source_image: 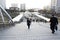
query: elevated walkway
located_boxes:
[0,22,60,40]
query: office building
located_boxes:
[51,0,60,13]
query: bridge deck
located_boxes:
[0,22,60,40]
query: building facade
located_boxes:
[0,0,6,8]
[51,0,60,13]
[20,4,26,11]
[9,3,19,10]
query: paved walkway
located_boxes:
[0,22,60,40]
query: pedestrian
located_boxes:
[49,14,58,34]
[27,17,31,29]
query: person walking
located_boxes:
[27,18,31,29]
[50,15,58,34]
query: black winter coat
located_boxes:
[50,17,58,26]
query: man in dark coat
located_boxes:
[50,15,58,34]
[27,18,31,29]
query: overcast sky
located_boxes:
[6,0,51,9]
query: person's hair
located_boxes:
[52,14,54,17]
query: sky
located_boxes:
[6,0,51,9]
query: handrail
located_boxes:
[33,13,50,22]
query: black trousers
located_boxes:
[27,23,31,29]
[50,26,55,32]
[50,24,58,32]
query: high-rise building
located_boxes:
[9,3,19,10]
[11,3,18,7]
[51,0,60,13]
[20,4,26,11]
[0,0,6,8]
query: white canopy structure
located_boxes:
[32,12,50,22]
[24,11,50,22]
[24,11,32,18]
[0,5,24,24]
[0,5,50,25]
[33,14,50,22]
[12,14,23,22]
